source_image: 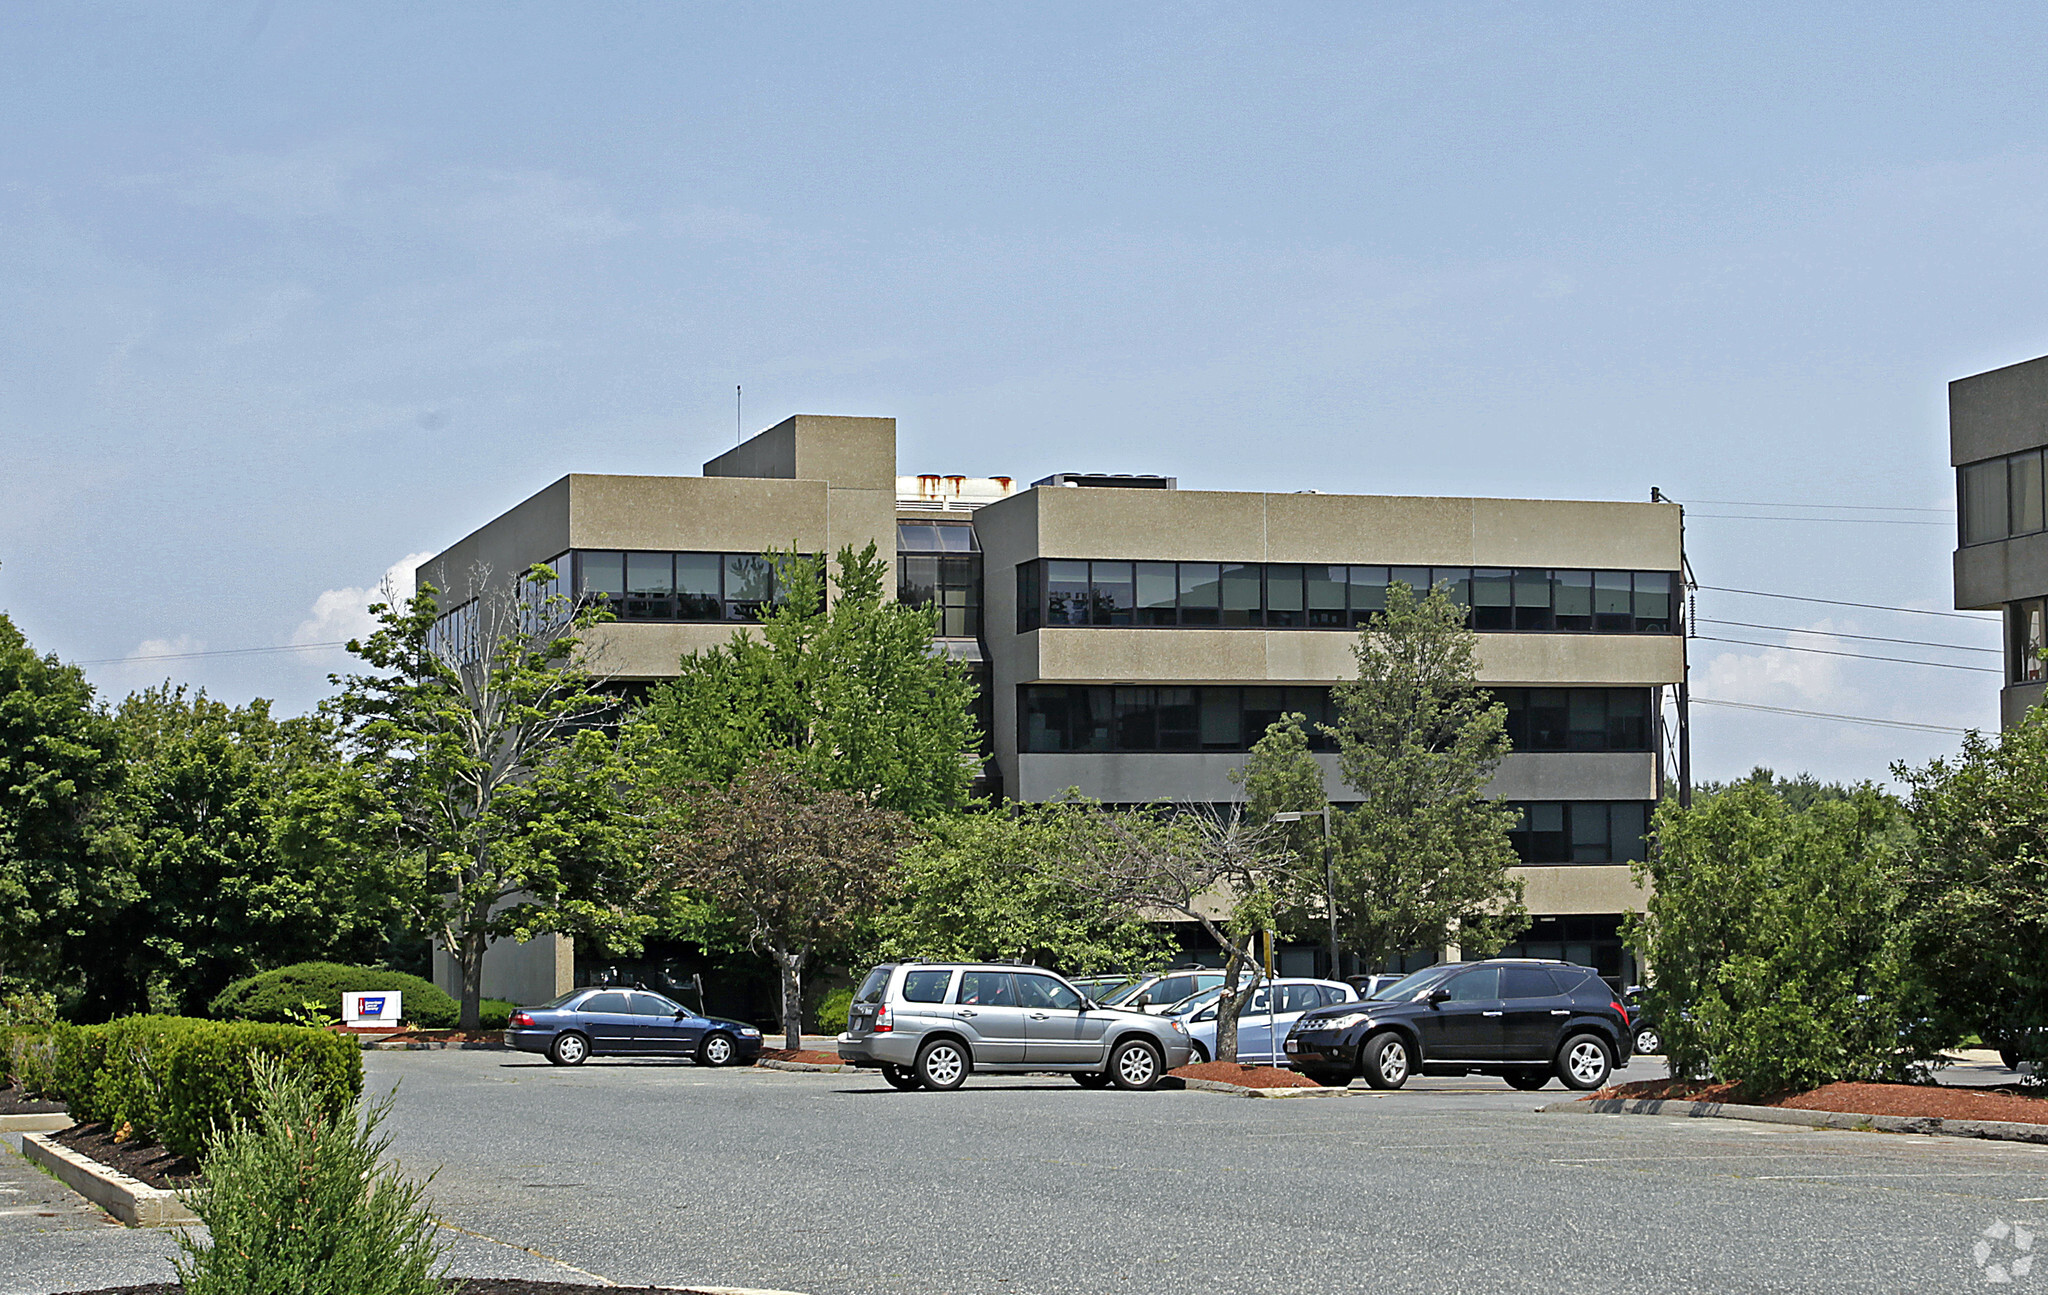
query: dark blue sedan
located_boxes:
[508,988,765,1067]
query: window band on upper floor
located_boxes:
[1960,448,2048,546]
[1014,560,1680,634]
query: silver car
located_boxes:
[1171,978,1358,1065]
[836,962,1195,1091]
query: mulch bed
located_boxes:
[50,1122,199,1190]
[1594,1077,2048,1125]
[757,1047,843,1064]
[0,1085,68,1116]
[355,1029,506,1044]
[1169,1061,1319,1089]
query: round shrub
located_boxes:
[210,963,459,1030]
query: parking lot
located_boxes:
[8,1049,2047,1294]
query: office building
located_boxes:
[1952,354,2048,727]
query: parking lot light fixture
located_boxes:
[1271,809,1338,976]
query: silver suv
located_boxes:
[837,962,1195,1091]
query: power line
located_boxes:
[76,641,351,666]
[1698,584,1997,621]
[1696,618,2001,655]
[1691,696,1972,735]
[1686,499,1953,514]
[1692,634,2001,674]
[1687,513,1951,526]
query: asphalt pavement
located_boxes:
[7,1049,2047,1294]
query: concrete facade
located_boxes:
[1951,354,2048,727]
[416,413,1684,991]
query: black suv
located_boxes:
[1283,959,1631,1091]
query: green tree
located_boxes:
[879,800,1175,973]
[336,563,649,1033]
[1895,708,2048,1066]
[0,612,127,1014]
[1629,781,1917,1094]
[642,544,979,818]
[1696,766,1858,812]
[1233,712,1336,966]
[648,757,911,1050]
[1324,580,1524,967]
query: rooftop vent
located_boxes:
[1031,473,1177,490]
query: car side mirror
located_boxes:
[1428,987,1452,1006]
[675,1009,687,1018]
[1133,993,1150,1008]
[1195,1009,1216,1023]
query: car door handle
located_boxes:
[1029,1012,1050,1020]
[1482,1011,1504,1017]
[1550,1010,1570,1016]
[957,1009,978,1018]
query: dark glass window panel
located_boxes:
[1592,571,1633,631]
[1570,803,1610,862]
[1241,687,1284,743]
[2014,598,2048,684]
[895,523,942,552]
[1155,688,1200,750]
[1962,459,2009,544]
[1091,561,1134,626]
[1553,571,1592,629]
[936,523,979,551]
[1498,687,1528,748]
[725,554,774,602]
[1528,689,1568,750]
[1046,560,1091,626]
[1512,568,1553,630]
[1610,803,1649,862]
[2013,451,2046,536]
[1511,802,1569,863]
[623,552,674,619]
[1179,563,1222,625]
[1135,562,1179,625]
[1566,690,1606,751]
[1431,568,1472,608]
[1265,564,1305,627]
[1017,562,1043,632]
[1306,565,1347,626]
[673,554,721,618]
[1607,690,1650,750]
[1471,568,1512,630]
[1077,686,1114,751]
[898,555,938,607]
[1632,572,1674,632]
[1220,564,1261,627]
[1114,687,1156,751]
[1199,688,1242,749]
[1022,685,1064,752]
[1349,566,1388,624]
[1389,567,1430,599]
[582,551,625,600]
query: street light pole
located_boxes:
[1273,809,1338,979]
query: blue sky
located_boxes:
[3,1,2040,784]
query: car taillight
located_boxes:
[873,1004,892,1033]
[1611,1001,1627,1021]
[510,1012,533,1028]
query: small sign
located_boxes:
[343,991,403,1026]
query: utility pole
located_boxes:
[1273,808,1338,977]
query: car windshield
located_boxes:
[1099,979,1151,1007]
[1170,987,1225,1016]
[1368,967,1457,1002]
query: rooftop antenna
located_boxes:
[736,384,742,445]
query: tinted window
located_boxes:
[1280,985,1324,1013]
[1443,968,1501,1001]
[1320,985,1351,1006]
[854,967,893,1004]
[1153,976,1196,1004]
[1016,975,1082,1010]
[1499,967,1559,1000]
[629,993,679,1016]
[901,970,953,1003]
[581,992,631,1014]
[956,972,1015,1006]
[1549,968,1602,995]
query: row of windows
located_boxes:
[895,521,979,552]
[1506,801,1650,864]
[424,554,575,663]
[2012,598,2046,685]
[576,550,793,622]
[898,553,983,638]
[1019,685,1656,754]
[1015,561,1681,634]
[1960,450,2048,546]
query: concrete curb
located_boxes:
[1176,1076,1357,1099]
[0,1111,73,1153]
[20,1131,198,1226]
[756,1059,848,1073]
[1543,1096,2048,1145]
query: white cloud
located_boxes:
[293,552,435,646]
[127,634,205,663]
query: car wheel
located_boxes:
[915,1039,970,1091]
[2001,1047,2021,1071]
[1360,1031,1411,1090]
[1109,1039,1164,1091]
[1503,1069,1550,1091]
[1073,1072,1112,1089]
[1633,1025,1661,1055]
[548,1032,589,1067]
[881,1064,922,1091]
[1189,1042,1211,1064]
[1557,1033,1614,1091]
[696,1032,738,1067]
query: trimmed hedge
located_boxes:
[2,1025,60,1096]
[51,1016,362,1161]
[210,963,460,1030]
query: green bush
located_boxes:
[478,999,515,1032]
[814,987,853,1034]
[210,963,459,1030]
[47,1016,361,1160]
[2,1027,60,1097]
[175,1056,446,1295]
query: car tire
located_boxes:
[1557,1033,1615,1091]
[548,1032,590,1067]
[1360,1031,1412,1090]
[1189,1042,1211,1064]
[1108,1039,1164,1091]
[1633,1025,1661,1055]
[2001,1047,2021,1071]
[1503,1069,1550,1091]
[696,1032,738,1067]
[915,1039,970,1091]
[1073,1072,1112,1089]
[881,1064,922,1091]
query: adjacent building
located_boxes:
[1952,354,2048,726]
[418,414,1685,1001]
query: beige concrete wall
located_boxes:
[418,477,573,603]
[1514,865,1648,915]
[1955,531,2048,611]
[1951,353,2048,466]
[702,414,898,578]
[580,621,769,680]
[2003,682,2045,729]
[566,475,829,553]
